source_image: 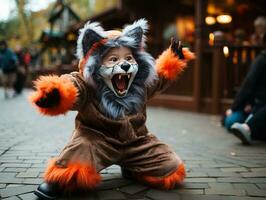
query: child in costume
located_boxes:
[30,19,194,199]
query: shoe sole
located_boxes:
[34,189,56,200]
[231,128,251,145]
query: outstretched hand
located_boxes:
[35,89,60,108]
[170,37,184,60]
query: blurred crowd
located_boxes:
[0,40,36,98]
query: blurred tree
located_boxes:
[15,0,33,44]
[67,0,90,19]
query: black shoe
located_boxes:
[34,182,60,200]
[121,168,134,180]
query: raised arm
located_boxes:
[147,38,194,98]
[29,72,87,116]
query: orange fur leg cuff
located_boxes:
[44,159,101,191]
[29,75,78,116]
[138,163,186,190]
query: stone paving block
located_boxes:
[96,179,132,190]
[189,167,220,173]
[0,163,31,168]
[247,178,266,183]
[205,188,245,196]
[6,184,24,188]
[0,178,24,184]
[58,193,98,200]
[31,164,46,168]
[241,172,266,178]
[185,178,217,183]
[251,168,266,172]
[246,188,266,197]
[23,160,44,164]
[207,172,240,177]
[186,172,208,178]
[174,189,204,195]
[208,182,234,189]
[119,184,147,195]
[3,168,27,173]
[146,189,181,200]
[97,190,126,200]
[256,183,266,189]
[0,173,17,178]
[233,183,258,190]
[217,177,248,183]
[22,178,42,185]
[16,171,39,178]
[0,185,36,198]
[19,192,38,200]
[0,184,6,189]
[2,196,21,200]
[181,194,266,200]
[183,183,209,189]
[0,159,24,163]
[220,167,248,172]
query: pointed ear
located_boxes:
[76,21,106,59]
[122,18,148,48]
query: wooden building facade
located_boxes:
[53,0,266,114]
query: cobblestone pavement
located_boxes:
[0,90,266,200]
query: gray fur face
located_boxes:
[90,46,155,120]
[98,61,138,97]
[76,19,157,119]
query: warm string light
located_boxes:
[216,15,232,24]
[205,16,216,25]
[205,14,232,25]
[209,33,214,46]
[223,46,229,57]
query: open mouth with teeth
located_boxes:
[111,73,132,96]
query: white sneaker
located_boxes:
[231,123,252,145]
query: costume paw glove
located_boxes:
[35,89,60,108]
[170,38,184,60]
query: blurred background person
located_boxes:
[0,40,18,99]
[13,47,30,96]
[250,16,266,46]
[224,34,266,144]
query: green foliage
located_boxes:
[0,17,20,41]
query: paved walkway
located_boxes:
[0,90,266,200]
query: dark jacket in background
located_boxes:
[0,48,18,74]
[232,50,266,112]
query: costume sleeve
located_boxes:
[147,47,194,99]
[62,72,90,111]
[231,52,266,111]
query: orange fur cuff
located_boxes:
[44,159,101,190]
[139,163,186,190]
[156,48,194,80]
[29,75,78,116]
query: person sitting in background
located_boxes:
[0,40,18,99]
[224,35,266,144]
[250,16,266,46]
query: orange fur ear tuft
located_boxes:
[137,163,186,190]
[44,159,101,191]
[156,48,187,80]
[29,75,78,116]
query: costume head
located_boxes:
[76,19,156,119]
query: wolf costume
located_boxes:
[30,19,194,198]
